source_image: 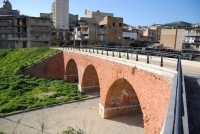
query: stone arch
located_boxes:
[103,78,142,118]
[65,59,78,82]
[81,64,100,93]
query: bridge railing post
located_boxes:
[160,54,163,67]
[107,49,108,56]
[93,47,94,53]
[119,49,121,58]
[97,47,99,54]
[136,52,138,61]
[102,48,103,55]
[112,49,114,57]
[86,47,87,52]
[147,54,149,64]
[127,50,129,59]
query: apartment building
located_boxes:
[85,10,114,24]
[28,17,51,47]
[0,0,19,16]
[98,16,123,46]
[183,27,200,50]
[122,31,137,46]
[74,25,96,46]
[149,24,162,42]
[69,13,78,31]
[0,15,51,49]
[51,0,69,29]
[160,28,185,50]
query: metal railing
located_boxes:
[174,55,183,133]
[162,55,189,134]
[63,45,181,67]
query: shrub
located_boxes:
[62,126,84,134]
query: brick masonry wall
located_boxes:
[63,51,172,134]
[19,51,64,79]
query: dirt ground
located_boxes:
[0,97,144,134]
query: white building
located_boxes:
[51,0,69,29]
[84,10,113,24]
[122,32,137,40]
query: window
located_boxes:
[119,23,121,26]
[196,45,199,49]
[113,22,115,26]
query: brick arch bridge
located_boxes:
[63,51,172,134]
[21,51,173,134]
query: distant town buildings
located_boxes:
[0,0,199,51]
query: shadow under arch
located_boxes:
[65,59,78,82]
[81,64,100,93]
[103,78,142,119]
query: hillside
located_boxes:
[0,48,59,74]
[0,48,86,115]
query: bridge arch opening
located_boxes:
[65,59,78,82]
[81,64,100,93]
[102,78,142,119]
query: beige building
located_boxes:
[0,0,19,16]
[149,25,162,42]
[0,15,51,49]
[85,10,114,24]
[160,28,185,50]
[51,0,69,29]
[98,16,123,45]
[138,28,155,42]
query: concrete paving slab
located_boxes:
[0,97,144,134]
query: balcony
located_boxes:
[98,31,107,34]
[98,38,106,42]
[81,31,89,34]
[31,38,50,41]
[30,22,50,26]
[30,30,50,34]
[0,30,14,33]
[74,34,88,41]
[185,33,200,36]
[0,23,13,26]
[8,37,27,40]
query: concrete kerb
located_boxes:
[0,95,100,118]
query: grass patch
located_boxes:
[0,75,86,114]
[0,48,87,115]
[0,47,59,74]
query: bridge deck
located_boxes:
[185,76,200,134]
[61,48,200,77]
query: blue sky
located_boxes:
[1,0,200,26]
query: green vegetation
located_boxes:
[0,48,86,115]
[0,75,86,114]
[0,132,6,134]
[197,56,200,62]
[0,47,59,74]
[61,126,84,134]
